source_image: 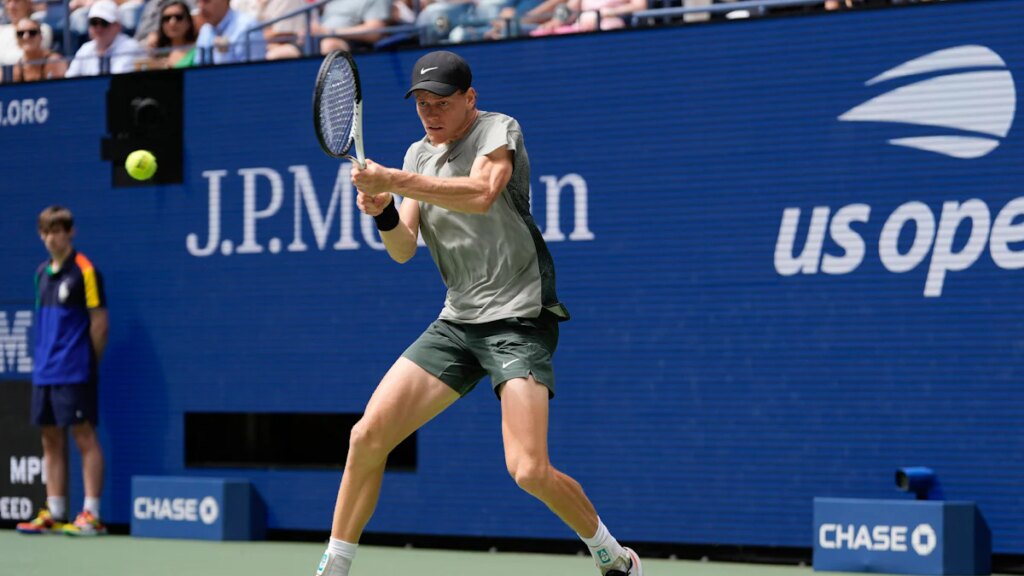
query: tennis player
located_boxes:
[315,51,642,576]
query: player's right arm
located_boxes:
[356,191,420,263]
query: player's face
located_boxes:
[39,226,73,259]
[415,88,476,146]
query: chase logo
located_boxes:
[911,523,937,556]
[839,45,1016,159]
[134,495,220,525]
[818,523,936,556]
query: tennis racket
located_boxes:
[313,50,366,169]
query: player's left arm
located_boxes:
[89,308,109,363]
[354,146,514,215]
[85,268,109,362]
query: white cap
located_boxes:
[88,0,119,24]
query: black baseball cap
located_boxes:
[404,51,473,99]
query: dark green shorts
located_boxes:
[402,313,559,398]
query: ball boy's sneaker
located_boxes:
[62,511,108,536]
[15,509,65,534]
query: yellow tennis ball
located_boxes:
[125,150,157,181]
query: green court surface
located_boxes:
[0,529,1010,576]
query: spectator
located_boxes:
[391,0,419,24]
[485,0,558,38]
[252,0,307,60]
[66,0,143,76]
[313,0,389,54]
[12,18,66,81]
[15,206,110,538]
[69,0,145,43]
[529,0,644,35]
[194,0,265,64]
[0,0,53,66]
[137,0,196,68]
[135,0,180,43]
[415,0,473,44]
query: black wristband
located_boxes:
[373,198,400,232]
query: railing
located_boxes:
[631,0,827,24]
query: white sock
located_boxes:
[84,497,101,518]
[46,496,66,521]
[317,538,358,576]
[579,518,628,571]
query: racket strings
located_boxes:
[319,61,358,155]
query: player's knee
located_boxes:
[70,425,99,451]
[348,418,391,462]
[40,427,64,451]
[509,459,552,495]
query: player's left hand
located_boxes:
[356,190,393,217]
[351,158,392,197]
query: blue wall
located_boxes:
[2,0,1022,553]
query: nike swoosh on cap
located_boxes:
[420,67,438,75]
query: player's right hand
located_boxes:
[356,190,393,217]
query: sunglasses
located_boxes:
[88,18,111,27]
[161,12,186,22]
[16,29,40,38]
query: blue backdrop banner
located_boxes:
[0,0,1021,553]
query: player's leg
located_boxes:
[17,386,68,533]
[332,357,460,540]
[57,381,106,536]
[318,357,462,576]
[41,425,68,504]
[65,421,107,535]
[499,376,597,531]
[499,377,642,575]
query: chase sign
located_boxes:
[813,498,990,575]
[131,476,262,541]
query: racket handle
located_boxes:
[355,138,366,170]
[346,154,366,170]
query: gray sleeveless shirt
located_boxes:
[402,111,568,324]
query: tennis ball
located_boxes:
[125,150,157,181]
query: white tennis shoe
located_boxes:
[603,547,643,576]
[315,551,352,576]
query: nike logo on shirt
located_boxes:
[502,359,519,369]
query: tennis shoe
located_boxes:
[603,547,643,576]
[316,551,352,576]
[62,510,108,536]
[15,508,65,534]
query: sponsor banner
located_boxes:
[130,476,261,540]
[813,498,990,575]
[0,308,33,381]
[0,380,48,527]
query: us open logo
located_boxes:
[839,45,1016,159]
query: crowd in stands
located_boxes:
[0,0,950,82]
